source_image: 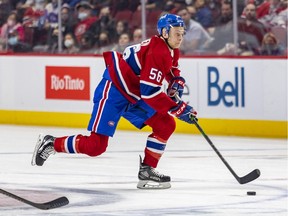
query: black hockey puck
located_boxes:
[247,191,256,195]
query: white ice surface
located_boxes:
[0,124,287,216]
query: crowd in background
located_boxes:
[0,0,287,56]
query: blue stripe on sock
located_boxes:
[67,136,75,153]
[146,140,166,151]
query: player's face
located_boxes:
[167,27,185,49]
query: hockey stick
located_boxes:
[0,188,69,210]
[192,119,261,184]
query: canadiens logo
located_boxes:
[108,121,115,127]
[75,24,87,37]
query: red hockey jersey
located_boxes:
[103,36,181,114]
[74,16,98,42]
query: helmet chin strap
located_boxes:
[164,37,174,50]
[161,26,174,50]
[160,33,173,50]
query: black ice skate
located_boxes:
[137,155,171,189]
[31,134,55,166]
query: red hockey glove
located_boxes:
[167,77,185,102]
[170,101,198,124]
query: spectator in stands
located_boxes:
[207,0,222,23]
[132,28,143,44]
[74,1,98,46]
[112,32,130,53]
[44,0,61,53]
[170,0,187,14]
[258,31,285,55]
[60,3,78,35]
[213,0,233,27]
[91,6,116,43]
[46,3,78,53]
[270,0,288,27]
[97,31,111,48]
[257,0,286,28]
[193,0,213,28]
[78,32,95,53]
[206,0,234,52]
[186,5,197,19]
[5,30,32,52]
[22,0,50,49]
[177,6,212,54]
[269,0,288,49]
[94,30,114,54]
[62,32,79,54]
[238,3,268,53]
[113,20,129,43]
[45,0,58,29]
[14,1,29,23]
[0,11,32,52]
[0,12,25,43]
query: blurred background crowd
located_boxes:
[0,0,287,56]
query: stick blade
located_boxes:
[0,189,69,210]
[239,169,261,184]
[37,196,69,210]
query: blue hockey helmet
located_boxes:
[157,13,185,35]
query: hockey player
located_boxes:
[31,13,198,189]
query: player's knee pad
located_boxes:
[158,114,176,140]
[145,113,176,140]
[85,133,109,157]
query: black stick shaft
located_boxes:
[193,119,241,183]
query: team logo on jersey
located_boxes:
[108,121,115,127]
[45,66,90,100]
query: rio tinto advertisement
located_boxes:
[45,66,90,100]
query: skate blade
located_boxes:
[31,133,44,166]
[137,180,171,189]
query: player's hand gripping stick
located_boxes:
[169,101,198,124]
[167,76,185,102]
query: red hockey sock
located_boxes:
[54,132,109,157]
[143,134,167,168]
[143,113,176,168]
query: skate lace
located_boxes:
[40,145,55,160]
[151,168,164,178]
